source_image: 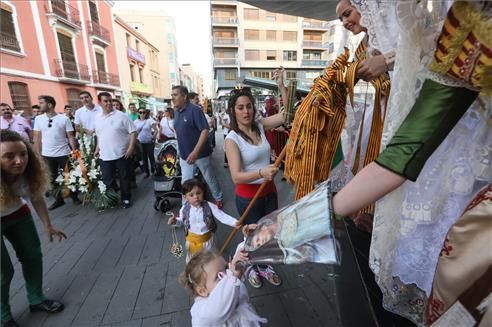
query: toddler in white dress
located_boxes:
[179,249,267,327]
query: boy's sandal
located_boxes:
[247,267,263,289]
[258,265,282,286]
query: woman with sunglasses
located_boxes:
[1,129,67,327]
[224,89,286,289]
[134,108,157,178]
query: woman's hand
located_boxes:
[273,67,285,86]
[260,164,279,181]
[46,226,67,242]
[356,54,388,82]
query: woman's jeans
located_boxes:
[140,142,156,174]
[1,212,45,321]
[235,191,278,225]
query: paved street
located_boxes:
[5,132,342,327]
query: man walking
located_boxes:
[64,105,75,130]
[0,103,32,142]
[74,91,101,136]
[171,85,223,208]
[33,96,80,210]
[95,92,137,209]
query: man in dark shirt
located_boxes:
[172,85,223,208]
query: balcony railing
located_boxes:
[302,21,329,29]
[45,1,81,27]
[54,59,90,81]
[127,47,146,64]
[130,81,152,95]
[214,58,237,66]
[302,59,328,67]
[87,20,110,44]
[302,40,325,48]
[93,70,120,86]
[0,32,21,52]
[211,16,238,25]
[213,38,239,46]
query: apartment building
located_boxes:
[180,64,204,99]
[113,15,165,110]
[113,10,180,103]
[0,0,121,115]
[211,1,341,97]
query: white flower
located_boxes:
[55,174,65,184]
[98,181,107,193]
[79,177,87,185]
[73,165,82,177]
[87,169,98,180]
[78,185,89,193]
[69,185,77,192]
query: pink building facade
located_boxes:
[0,0,122,115]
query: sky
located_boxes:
[113,1,213,95]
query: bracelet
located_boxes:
[258,169,263,178]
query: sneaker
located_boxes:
[122,200,132,209]
[215,200,223,209]
[247,267,262,289]
[29,299,64,313]
[258,265,282,286]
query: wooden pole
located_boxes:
[219,146,287,255]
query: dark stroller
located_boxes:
[153,139,182,212]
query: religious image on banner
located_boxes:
[241,180,340,265]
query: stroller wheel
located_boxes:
[153,198,161,211]
[159,199,171,213]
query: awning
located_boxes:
[241,76,311,96]
[239,1,339,22]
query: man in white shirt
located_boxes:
[74,91,102,137]
[33,95,79,210]
[95,92,137,209]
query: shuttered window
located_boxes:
[8,82,31,113]
[95,52,105,71]
[89,0,99,23]
[57,32,78,78]
[66,88,82,109]
[0,7,20,52]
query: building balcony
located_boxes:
[45,1,81,29]
[87,20,111,46]
[212,38,239,47]
[93,70,120,87]
[302,59,328,67]
[302,40,326,49]
[130,81,153,95]
[54,59,90,82]
[0,32,21,52]
[302,21,329,30]
[211,16,238,25]
[213,58,238,67]
[127,47,146,65]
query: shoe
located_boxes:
[29,299,64,313]
[215,200,223,209]
[122,200,132,209]
[72,197,82,205]
[258,265,282,286]
[48,200,65,211]
[247,267,262,289]
[1,319,19,327]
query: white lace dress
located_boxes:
[190,270,267,327]
[350,0,492,325]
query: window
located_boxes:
[214,50,235,58]
[1,5,20,52]
[135,39,140,52]
[304,32,322,41]
[139,67,143,83]
[213,30,235,38]
[8,82,31,113]
[88,0,99,23]
[286,71,297,79]
[266,50,276,61]
[283,50,297,61]
[126,33,131,47]
[66,88,82,109]
[303,51,322,60]
[328,43,335,53]
[305,71,320,79]
[224,70,237,81]
[266,14,276,22]
[250,71,271,79]
[266,30,276,41]
[95,52,105,72]
[283,31,297,41]
[282,14,297,23]
[245,49,260,61]
[244,29,259,40]
[57,32,78,78]
[130,64,135,81]
[244,8,259,20]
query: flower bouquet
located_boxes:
[54,131,119,210]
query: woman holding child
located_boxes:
[224,88,286,289]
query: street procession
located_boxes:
[0,0,490,326]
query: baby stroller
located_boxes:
[153,139,182,212]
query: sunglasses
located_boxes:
[139,111,146,114]
[48,118,53,128]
